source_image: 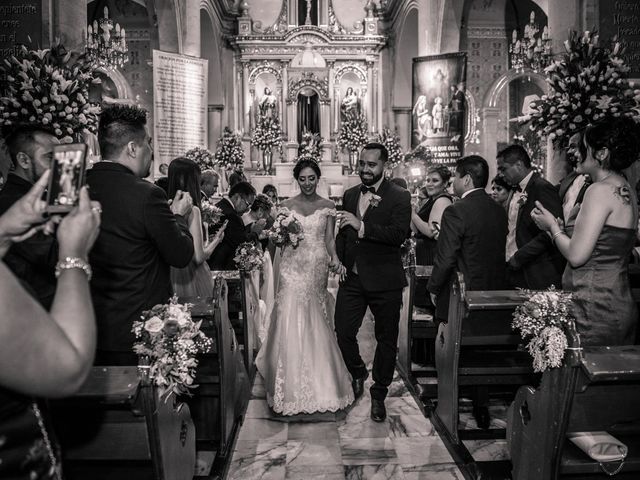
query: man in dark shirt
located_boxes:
[0,126,59,308]
[87,105,195,364]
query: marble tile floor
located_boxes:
[226,312,475,480]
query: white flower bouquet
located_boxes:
[132,296,213,401]
[185,146,215,171]
[233,242,263,272]
[528,30,640,148]
[376,126,403,170]
[338,112,368,153]
[512,287,574,372]
[214,127,245,170]
[200,199,223,227]
[0,42,100,142]
[267,208,304,249]
[251,115,284,152]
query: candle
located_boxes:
[115,23,120,34]
[512,29,517,43]
[104,6,108,18]
[121,27,125,39]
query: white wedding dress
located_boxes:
[255,208,354,415]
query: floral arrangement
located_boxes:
[214,127,245,170]
[132,296,213,401]
[233,242,264,272]
[200,199,223,226]
[376,126,403,170]
[338,111,368,153]
[298,128,323,159]
[513,128,544,176]
[185,146,215,171]
[267,208,304,249]
[512,287,575,373]
[0,42,100,142]
[527,30,640,149]
[251,115,284,152]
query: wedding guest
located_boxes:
[201,169,220,201]
[427,155,507,429]
[490,174,514,210]
[389,177,409,190]
[208,181,259,270]
[0,173,100,477]
[532,116,640,346]
[411,165,453,266]
[244,193,273,251]
[0,125,60,308]
[87,105,195,365]
[154,162,169,193]
[228,164,248,189]
[558,131,591,221]
[497,144,564,289]
[168,158,226,297]
[262,183,279,207]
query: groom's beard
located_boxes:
[359,170,383,186]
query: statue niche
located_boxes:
[298,0,318,26]
[258,86,278,119]
[297,87,320,144]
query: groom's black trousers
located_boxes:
[335,272,403,401]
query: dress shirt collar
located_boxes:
[461,187,483,199]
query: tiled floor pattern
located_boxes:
[225,311,499,480]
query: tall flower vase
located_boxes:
[348,150,358,174]
[262,147,273,175]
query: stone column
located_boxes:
[366,60,374,132]
[207,104,224,150]
[393,107,412,151]
[327,61,336,136]
[180,0,201,57]
[50,0,86,51]
[241,61,250,135]
[548,0,580,57]
[372,60,379,134]
[481,107,500,182]
[280,60,288,139]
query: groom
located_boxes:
[335,143,412,422]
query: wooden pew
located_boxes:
[52,366,196,480]
[181,276,248,460]
[432,273,534,445]
[509,330,640,479]
[212,270,260,379]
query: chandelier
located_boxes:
[86,6,128,70]
[509,11,552,73]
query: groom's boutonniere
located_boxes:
[517,192,528,208]
[369,194,382,208]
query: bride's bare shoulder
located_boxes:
[316,197,335,210]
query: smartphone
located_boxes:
[46,143,88,213]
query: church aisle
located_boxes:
[226,312,465,480]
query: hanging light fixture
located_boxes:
[86,6,128,70]
[509,11,552,73]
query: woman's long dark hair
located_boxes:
[167,157,202,208]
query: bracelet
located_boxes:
[551,230,564,242]
[55,257,92,281]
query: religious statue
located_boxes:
[258,87,278,119]
[413,95,432,140]
[340,87,360,121]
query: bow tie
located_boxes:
[360,185,376,194]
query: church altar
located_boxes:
[230,0,387,197]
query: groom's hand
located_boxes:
[337,211,361,231]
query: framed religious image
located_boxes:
[46,143,88,213]
[412,53,467,167]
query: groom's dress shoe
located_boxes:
[371,399,386,422]
[352,377,365,399]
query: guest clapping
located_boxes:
[87,105,195,365]
[531,116,640,346]
[168,158,226,297]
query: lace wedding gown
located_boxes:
[255,208,354,415]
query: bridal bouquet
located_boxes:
[512,287,574,373]
[132,296,213,401]
[200,199,223,227]
[233,242,263,272]
[267,208,304,249]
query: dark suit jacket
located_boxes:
[511,173,565,289]
[428,189,508,321]
[0,174,57,308]
[336,179,412,292]
[86,163,194,353]
[207,198,257,270]
[557,171,590,208]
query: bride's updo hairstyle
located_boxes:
[584,116,640,172]
[293,156,322,179]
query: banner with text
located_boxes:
[411,53,467,168]
[152,50,208,176]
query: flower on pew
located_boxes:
[233,241,263,272]
[512,286,575,373]
[132,296,213,401]
[266,207,304,249]
[200,199,223,227]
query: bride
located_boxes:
[255,157,355,415]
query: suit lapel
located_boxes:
[516,173,537,225]
[558,171,577,200]
[362,179,388,222]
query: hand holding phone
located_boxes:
[46,144,88,214]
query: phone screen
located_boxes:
[46,143,87,213]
